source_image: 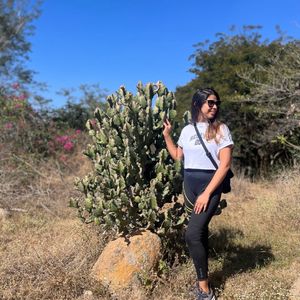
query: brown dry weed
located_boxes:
[0,154,299,300]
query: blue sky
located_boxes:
[28,0,300,107]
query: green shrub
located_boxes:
[73,82,187,262]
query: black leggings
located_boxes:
[183,169,221,280]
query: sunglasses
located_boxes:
[206,100,221,108]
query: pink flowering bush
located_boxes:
[0,84,83,158]
[0,83,95,165]
[0,85,47,155]
[64,141,74,151]
[4,122,13,129]
[53,129,82,156]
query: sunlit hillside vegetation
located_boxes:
[0,91,299,299]
[1,2,300,299]
[1,138,299,299]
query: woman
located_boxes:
[163,88,233,300]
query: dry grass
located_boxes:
[1,152,299,299]
[0,150,113,299]
[150,171,300,300]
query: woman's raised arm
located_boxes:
[162,119,183,161]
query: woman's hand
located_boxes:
[194,192,210,214]
[162,119,183,161]
[163,118,172,137]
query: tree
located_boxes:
[0,0,40,90]
[51,83,107,130]
[240,42,300,162]
[175,26,295,175]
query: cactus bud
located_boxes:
[134,196,141,203]
[169,109,177,119]
[94,217,100,225]
[85,197,93,211]
[150,195,158,209]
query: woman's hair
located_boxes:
[191,88,222,142]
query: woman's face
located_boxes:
[199,94,219,121]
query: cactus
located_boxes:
[73,82,186,260]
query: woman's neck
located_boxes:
[197,117,209,123]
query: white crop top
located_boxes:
[177,122,234,170]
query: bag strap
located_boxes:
[193,123,218,170]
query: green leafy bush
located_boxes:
[73,82,187,261]
[51,84,107,131]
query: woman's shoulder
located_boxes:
[184,123,195,128]
[218,122,233,143]
[181,123,198,134]
[219,122,231,132]
[178,124,193,139]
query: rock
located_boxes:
[0,208,11,220]
[83,290,94,299]
[91,230,161,294]
[76,290,96,300]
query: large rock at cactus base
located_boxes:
[91,230,161,294]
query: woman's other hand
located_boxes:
[194,192,210,214]
[163,118,172,137]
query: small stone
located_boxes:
[0,208,11,220]
[83,290,94,300]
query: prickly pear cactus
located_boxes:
[72,82,186,258]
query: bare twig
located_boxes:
[37,201,56,216]
[284,140,300,151]
[12,154,47,179]
[9,208,28,213]
[55,160,65,182]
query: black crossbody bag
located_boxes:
[193,123,234,193]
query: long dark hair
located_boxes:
[191,88,222,142]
